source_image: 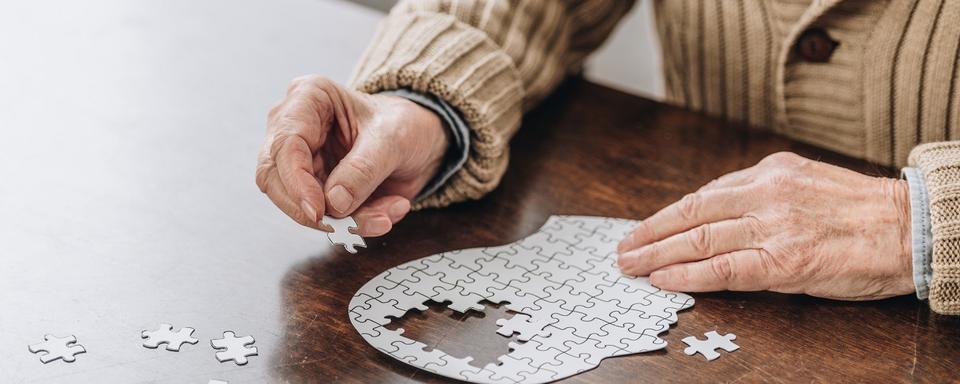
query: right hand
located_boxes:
[256,75,449,237]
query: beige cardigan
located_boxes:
[349,0,960,314]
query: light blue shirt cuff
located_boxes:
[378,88,471,202]
[903,167,933,300]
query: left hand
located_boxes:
[617,152,915,300]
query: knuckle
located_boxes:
[632,222,656,244]
[687,224,713,255]
[268,133,291,159]
[756,248,777,274]
[343,156,380,184]
[643,242,661,266]
[676,193,702,221]
[292,74,326,85]
[762,171,794,190]
[741,214,767,240]
[288,74,331,94]
[308,75,333,88]
[760,151,800,167]
[697,178,719,192]
[288,76,310,92]
[754,249,777,291]
[267,100,285,119]
[255,164,272,192]
[710,254,736,282]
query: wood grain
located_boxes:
[273,78,960,383]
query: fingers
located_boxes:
[324,136,398,217]
[259,75,344,229]
[618,218,760,276]
[648,249,771,292]
[351,195,412,237]
[260,168,330,231]
[617,186,756,253]
[273,134,327,226]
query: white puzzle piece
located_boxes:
[495,313,551,341]
[322,215,366,253]
[348,215,695,383]
[141,323,199,351]
[28,334,86,364]
[682,331,739,361]
[210,331,258,365]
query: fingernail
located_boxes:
[388,199,409,219]
[328,185,353,214]
[300,200,318,224]
[366,216,392,236]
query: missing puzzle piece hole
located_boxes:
[383,300,522,369]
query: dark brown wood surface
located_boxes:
[275,79,960,383]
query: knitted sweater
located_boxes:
[348,0,960,314]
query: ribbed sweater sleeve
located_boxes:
[348,0,636,209]
[909,142,960,315]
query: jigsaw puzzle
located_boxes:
[28,334,86,364]
[141,323,199,351]
[682,331,738,361]
[210,331,258,365]
[348,216,695,383]
[322,215,366,253]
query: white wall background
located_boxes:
[583,1,664,100]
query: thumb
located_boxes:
[324,137,397,216]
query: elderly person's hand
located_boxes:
[256,75,448,236]
[617,152,916,300]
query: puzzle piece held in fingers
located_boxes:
[322,215,366,254]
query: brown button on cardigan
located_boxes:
[795,28,838,63]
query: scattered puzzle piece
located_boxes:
[210,331,258,365]
[28,334,86,364]
[348,215,695,383]
[141,323,199,351]
[322,215,366,253]
[682,331,739,361]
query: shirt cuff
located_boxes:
[378,88,471,202]
[903,167,933,300]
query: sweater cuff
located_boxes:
[902,167,933,300]
[349,11,524,209]
[909,141,960,315]
[379,88,471,202]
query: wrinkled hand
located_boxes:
[617,152,915,300]
[256,75,448,236]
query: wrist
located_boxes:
[407,98,450,172]
[894,179,912,267]
[890,177,915,294]
[382,94,450,182]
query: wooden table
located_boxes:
[1,1,958,383]
[281,79,960,383]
